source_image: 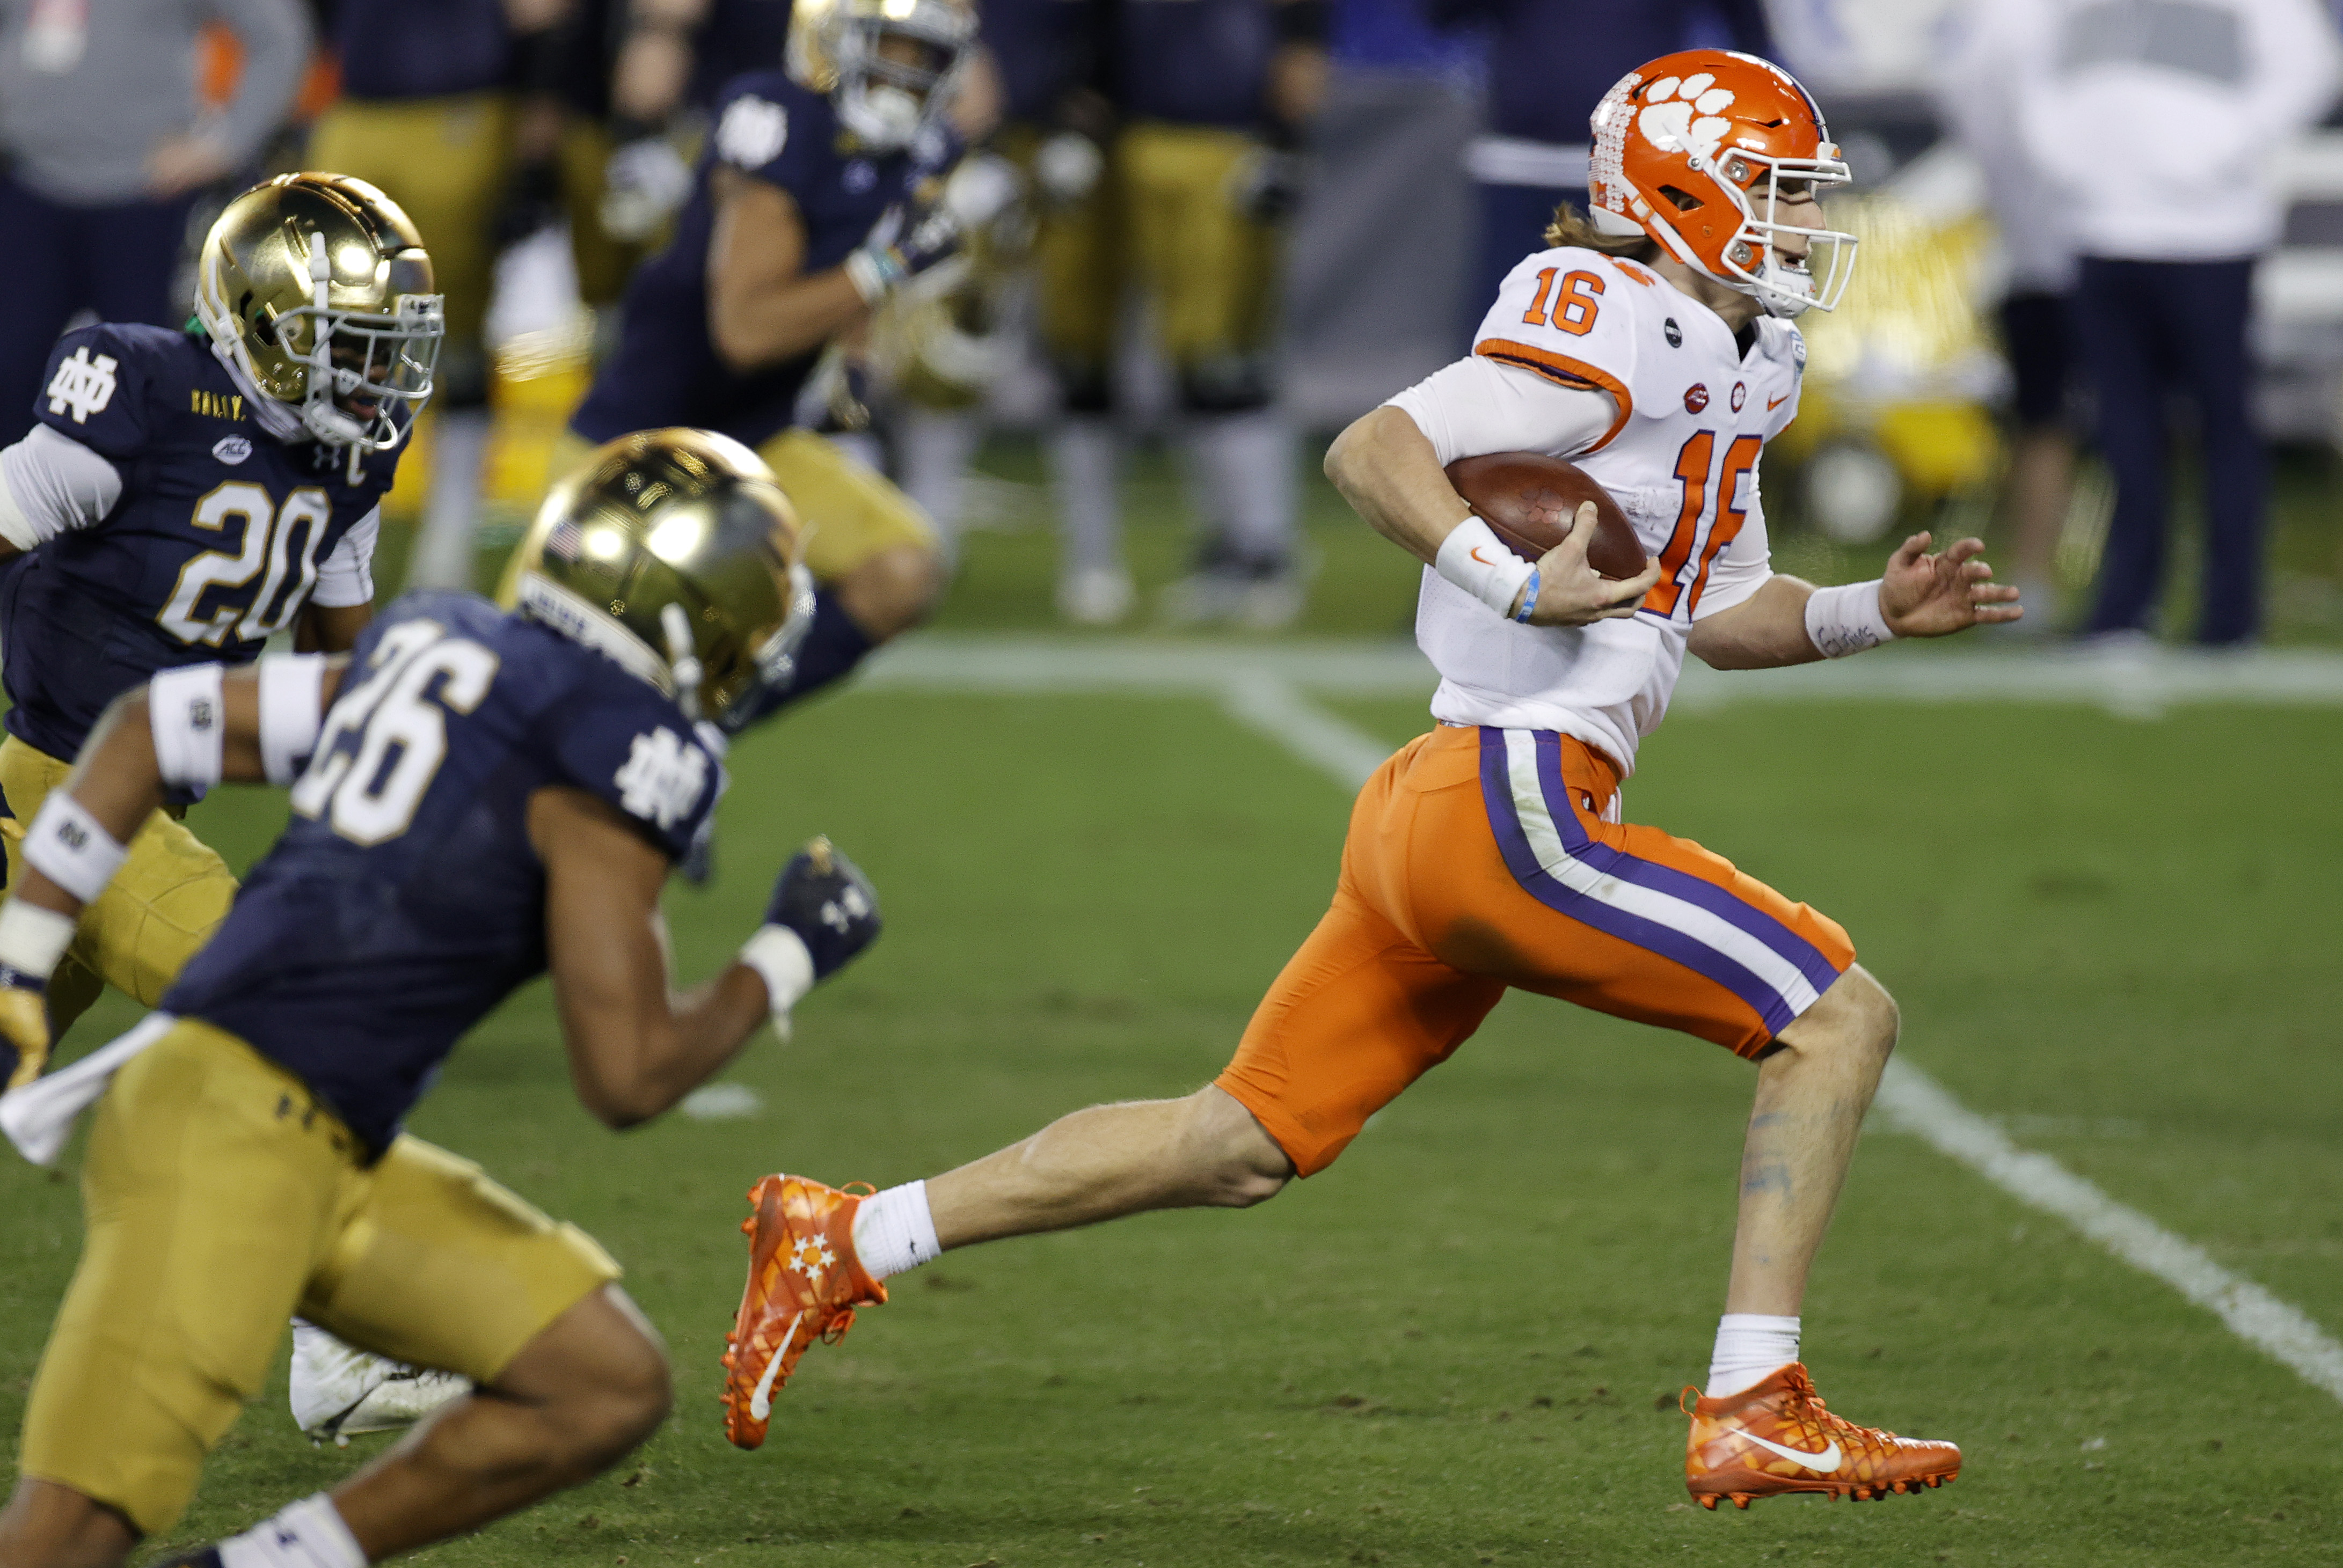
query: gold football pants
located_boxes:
[547,427,938,584]
[20,1019,619,1535]
[0,736,236,1037]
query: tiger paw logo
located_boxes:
[788,1235,836,1283]
[1637,72,1736,163]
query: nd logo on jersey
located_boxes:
[46,347,118,424]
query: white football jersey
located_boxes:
[1388,246,1804,775]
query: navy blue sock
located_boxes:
[743,588,876,723]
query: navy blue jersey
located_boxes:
[1,325,393,765]
[164,593,725,1159]
[1434,0,1771,145]
[1120,0,1274,129]
[570,72,953,450]
[988,0,1099,125]
[335,0,514,100]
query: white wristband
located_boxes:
[843,248,893,306]
[0,900,75,981]
[1803,579,1896,658]
[149,664,225,792]
[739,924,816,1039]
[258,653,329,785]
[21,793,127,905]
[1434,515,1536,618]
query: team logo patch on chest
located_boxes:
[1684,383,1710,413]
[1664,318,1683,348]
[1731,382,1747,412]
[212,436,253,465]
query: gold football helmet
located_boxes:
[194,172,443,456]
[787,0,977,151]
[499,429,818,730]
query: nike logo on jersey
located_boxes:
[1767,393,1789,411]
[747,1309,805,1422]
[1738,1430,1842,1472]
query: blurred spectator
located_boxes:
[1430,0,1768,348]
[0,0,311,445]
[308,0,574,590]
[2010,0,2340,647]
[1935,0,2081,628]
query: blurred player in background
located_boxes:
[0,430,885,1568]
[1935,0,2079,630]
[1429,0,1769,353]
[308,0,576,592]
[0,0,312,446]
[565,0,983,715]
[722,52,2019,1511]
[1055,0,1329,628]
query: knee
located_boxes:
[1178,1088,1293,1207]
[550,1297,673,1467]
[831,542,946,643]
[1775,964,1897,1070]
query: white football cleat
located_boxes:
[289,1319,470,1446]
[1057,565,1134,626]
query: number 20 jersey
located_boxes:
[163,592,726,1159]
[1408,246,1805,776]
[1,323,392,763]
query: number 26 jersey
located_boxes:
[1404,246,1806,776]
[2,323,391,764]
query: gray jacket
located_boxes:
[0,0,311,204]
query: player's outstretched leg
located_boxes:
[722,1086,1290,1447]
[1686,964,1961,1506]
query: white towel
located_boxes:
[0,1013,174,1166]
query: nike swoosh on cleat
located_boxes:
[1738,1430,1842,1471]
[747,1310,804,1422]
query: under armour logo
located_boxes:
[54,820,88,851]
[820,884,871,934]
[191,698,215,731]
[46,347,118,424]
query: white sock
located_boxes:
[896,406,983,549]
[217,1494,367,1568]
[1185,408,1296,566]
[850,1179,940,1281]
[1706,1314,1800,1399]
[1047,416,1123,576]
[409,407,491,590]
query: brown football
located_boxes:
[1445,452,1648,581]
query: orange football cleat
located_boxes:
[721,1174,886,1449]
[1684,1363,1960,1508]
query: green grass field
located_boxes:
[5,453,2343,1565]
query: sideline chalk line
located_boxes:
[967,642,2343,1406]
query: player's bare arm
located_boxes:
[706,170,872,372]
[535,787,774,1127]
[1324,406,1660,625]
[1689,532,2023,671]
[295,600,373,654]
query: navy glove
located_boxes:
[766,837,881,981]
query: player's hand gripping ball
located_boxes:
[0,968,52,1091]
[1446,452,1647,580]
[767,837,882,982]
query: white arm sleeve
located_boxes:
[1384,355,1619,468]
[309,505,380,608]
[1691,457,1775,620]
[0,426,124,551]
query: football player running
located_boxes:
[719,50,2017,1510]
[0,430,884,1568]
[564,0,994,720]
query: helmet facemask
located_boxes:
[270,236,446,452]
[1692,151,1856,320]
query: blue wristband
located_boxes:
[1512,567,1541,623]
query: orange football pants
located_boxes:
[1216,724,1854,1176]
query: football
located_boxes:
[1445,452,1648,581]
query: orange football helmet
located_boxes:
[1587,49,1857,319]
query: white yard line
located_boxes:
[880,636,2343,1406]
[866,634,2343,716]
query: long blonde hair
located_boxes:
[1543,203,1661,263]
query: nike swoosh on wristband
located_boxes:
[1471,547,1498,566]
[1738,1429,1842,1471]
[747,1309,804,1421]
